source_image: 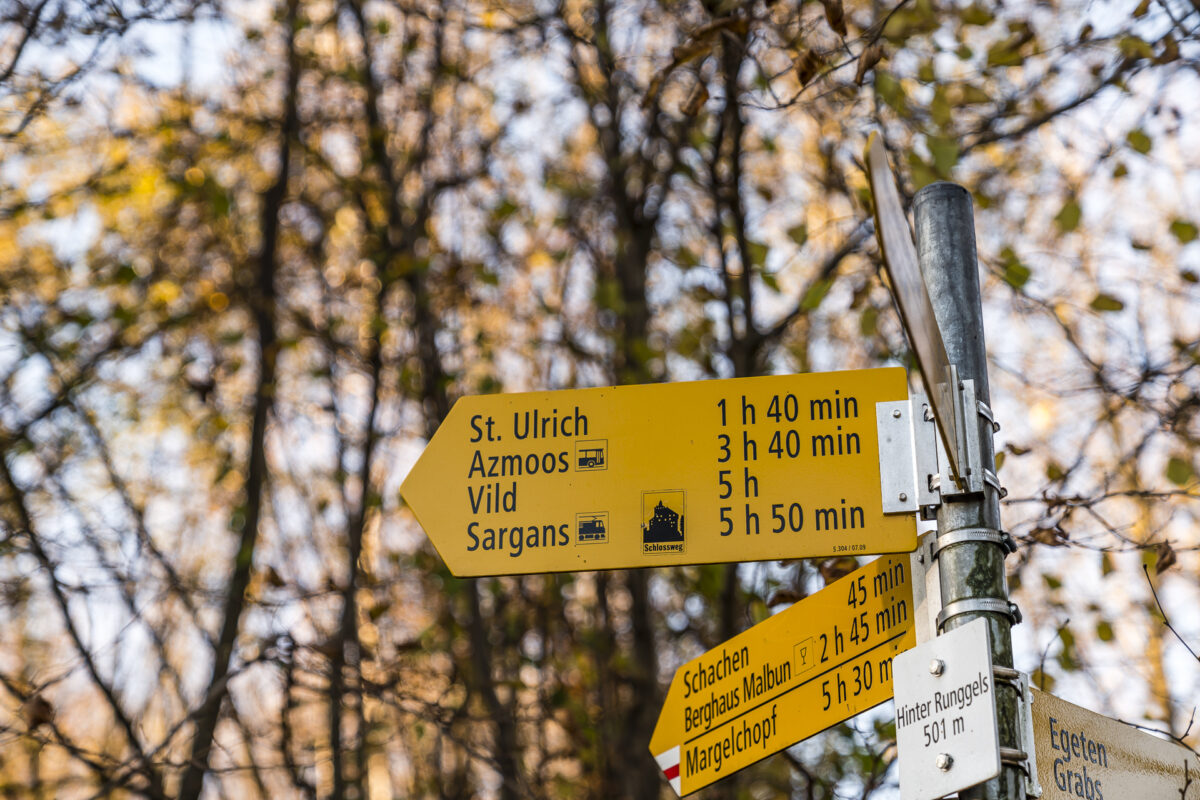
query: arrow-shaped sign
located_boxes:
[1031,687,1198,799]
[865,135,963,484]
[400,369,917,576]
[650,555,916,795]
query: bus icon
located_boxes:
[576,512,609,544]
[575,440,608,471]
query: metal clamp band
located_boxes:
[1000,747,1028,765]
[931,527,1017,558]
[936,598,1021,631]
[977,399,1000,433]
[982,468,1008,498]
[992,665,1021,685]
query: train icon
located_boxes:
[576,512,609,545]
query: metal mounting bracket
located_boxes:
[877,400,919,515]
[941,378,984,495]
[877,383,1008,516]
[911,392,942,520]
[933,378,1010,499]
[992,666,1043,798]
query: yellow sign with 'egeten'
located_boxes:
[399,368,916,576]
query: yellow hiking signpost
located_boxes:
[649,555,915,796]
[400,368,917,576]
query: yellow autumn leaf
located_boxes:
[148,279,182,306]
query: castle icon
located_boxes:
[643,500,684,543]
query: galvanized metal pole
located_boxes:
[913,182,1022,800]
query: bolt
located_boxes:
[929,659,945,676]
[892,408,902,419]
[899,492,908,502]
[936,753,953,771]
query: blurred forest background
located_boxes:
[1,0,1199,798]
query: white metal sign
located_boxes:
[893,617,1000,800]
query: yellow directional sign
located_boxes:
[400,368,916,576]
[649,555,915,796]
[1031,688,1198,800]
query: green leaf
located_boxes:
[1031,668,1056,692]
[960,2,995,25]
[860,306,878,336]
[1157,33,1180,64]
[957,84,992,105]
[1100,552,1115,576]
[928,137,959,177]
[477,265,500,286]
[874,71,906,112]
[906,153,938,190]
[492,198,518,220]
[1112,162,1128,179]
[986,40,1024,68]
[1046,461,1066,481]
[1054,199,1082,233]
[760,271,782,293]
[1000,246,1031,288]
[786,224,808,247]
[1166,456,1193,486]
[1126,129,1152,155]
[747,241,769,268]
[114,263,138,284]
[1169,219,1198,244]
[1057,627,1079,671]
[1118,35,1154,61]
[801,278,834,311]
[1004,261,1031,288]
[1043,573,1062,590]
[1096,620,1115,642]
[1089,293,1125,312]
[930,87,952,127]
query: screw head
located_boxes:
[929,659,945,676]
[899,492,908,502]
[892,408,902,419]
[936,753,953,771]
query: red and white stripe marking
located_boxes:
[654,745,681,796]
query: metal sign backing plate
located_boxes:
[877,400,918,514]
[866,135,962,484]
[893,617,1000,800]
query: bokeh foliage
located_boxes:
[0,0,1198,797]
